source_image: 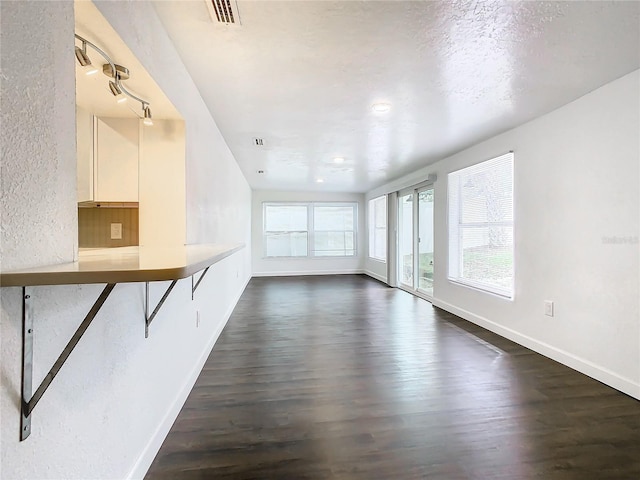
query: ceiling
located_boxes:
[75,0,181,120]
[153,0,639,193]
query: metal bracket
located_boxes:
[191,266,210,300]
[18,266,210,439]
[144,265,208,336]
[20,283,116,441]
[144,280,178,338]
[20,287,33,440]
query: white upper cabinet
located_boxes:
[76,115,140,203]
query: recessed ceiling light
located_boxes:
[333,157,345,164]
[372,103,391,113]
[316,178,324,183]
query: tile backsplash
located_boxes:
[78,206,139,248]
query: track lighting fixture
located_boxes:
[74,34,152,124]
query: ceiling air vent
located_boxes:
[206,0,241,25]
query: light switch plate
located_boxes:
[110,223,123,240]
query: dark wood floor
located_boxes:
[146,275,640,480]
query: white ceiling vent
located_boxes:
[206,0,241,25]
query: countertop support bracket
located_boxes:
[144,280,178,338]
[2,243,246,441]
[20,287,33,441]
[191,266,210,300]
[20,283,116,441]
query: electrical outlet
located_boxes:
[544,300,554,317]
[110,223,122,240]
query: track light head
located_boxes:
[75,43,98,75]
[74,46,90,66]
[143,105,153,126]
[109,81,127,104]
[103,63,130,80]
[108,80,121,96]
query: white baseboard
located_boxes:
[363,269,387,284]
[252,269,364,277]
[127,274,252,480]
[432,298,640,400]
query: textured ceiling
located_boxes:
[154,0,639,193]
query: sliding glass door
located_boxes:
[398,193,414,288]
[398,185,434,299]
[417,187,434,297]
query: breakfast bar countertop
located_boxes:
[0,243,245,287]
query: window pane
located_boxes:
[345,231,354,250]
[314,206,354,231]
[448,152,514,297]
[418,188,434,296]
[374,198,386,226]
[265,232,308,257]
[313,231,353,256]
[374,229,386,259]
[313,205,355,256]
[461,167,513,224]
[399,193,413,285]
[265,205,307,231]
[461,226,513,290]
[369,196,387,261]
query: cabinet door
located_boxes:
[95,117,139,202]
[76,106,94,202]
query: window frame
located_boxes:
[368,195,387,262]
[447,152,514,299]
[263,201,358,259]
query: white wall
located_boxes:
[366,70,640,399]
[252,190,365,276]
[139,119,187,247]
[0,1,78,270]
[0,2,251,480]
[364,257,387,283]
[76,106,94,203]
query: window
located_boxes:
[368,196,387,261]
[263,202,357,258]
[263,204,308,257]
[313,205,356,256]
[448,152,514,298]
